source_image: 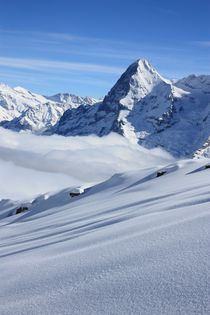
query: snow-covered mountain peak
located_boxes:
[14,86,30,93]
[52,59,210,157]
[101,59,166,111]
[135,58,159,75]
[0,83,15,93]
[14,86,38,99]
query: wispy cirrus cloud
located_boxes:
[0,71,111,89]
[0,29,127,46]
[2,29,137,49]
[0,29,209,95]
[0,29,187,58]
[0,56,124,75]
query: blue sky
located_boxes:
[0,0,209,97]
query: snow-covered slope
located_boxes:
[175,74,210,93]
[0,159,210,314]
[0,84,48,121]
[46,92,99,107]
[0,84,98,132]
[53,59,210,157]
[193,136,210,158]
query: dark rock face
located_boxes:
[69,187,84,198]
[16,206,28,215]
[69,192,81,197]
[204,164,210,169]
[49,101,119,137]
[0,112,32,132]
[99,61,140,112]
[156,170,167,177]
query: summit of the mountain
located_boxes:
[101,59,167,112]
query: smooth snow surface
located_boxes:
[0,159,210,314]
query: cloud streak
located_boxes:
[0,29,127,46]
[0,56,124,75]
[0,29,188,59]
[0,29,209,96]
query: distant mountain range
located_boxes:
[1,59,210,157]
[0,84,99,132]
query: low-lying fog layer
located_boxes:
[0,127,173,200]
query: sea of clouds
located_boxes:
[0,127,173,200]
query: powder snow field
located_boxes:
[0,159,210,314]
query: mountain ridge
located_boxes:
[0,83,99,132]
[1,59,210,157]
[51,59,210,157]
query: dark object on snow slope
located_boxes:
[69,187,84,198]
[156,170,167,178]
[69,192,81,198]
[204,164,210,169]
[16,206,28,214]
